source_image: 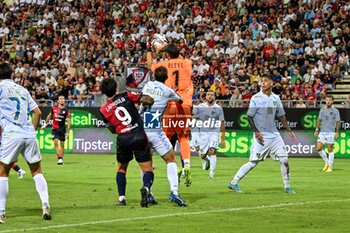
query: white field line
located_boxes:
[1,198,349,232]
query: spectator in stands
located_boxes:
[295,98,307,108]
[323,69,336,90]
[344,94,350,109]
[0,0,348,109]
[241,87,252,107]
[291,69,302,85]
[36,80,49,100]
[229,88,242,108]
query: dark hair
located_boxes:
[326,94,334,100]
[166,43,180,58]
[101,78,117,97]
[262,75,272,80]
[0,62,13,80]
[154,66,168,83]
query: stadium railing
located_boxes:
[194,99,349,108]
[36,98,349,108]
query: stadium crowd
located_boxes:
[0,0,349,107]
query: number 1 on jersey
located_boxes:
[173,70,179,90]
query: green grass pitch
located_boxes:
[1,155,350,233]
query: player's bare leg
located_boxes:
[60,140,65,158]
[316,142,329,171]
[27,162,51,220]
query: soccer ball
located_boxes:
[152,34,168,50]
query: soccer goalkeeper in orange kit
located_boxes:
[147,43,193,187]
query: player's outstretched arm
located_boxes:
[32,107,42,131]
[248,115,264,145]
[146,51,154,70]
[277,115,296,141]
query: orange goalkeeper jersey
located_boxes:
[151,58,193,106]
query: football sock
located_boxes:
[116,171,126,196]
[11,164,20,172]
[170,134,178,148]
[279,157,291,189]
[183,159,190,168]
[0,177,8,212]
[178,136,191,161]
[232,161,258,184]
[328,152,334,168]
[140,171,152,193]
[318,150,329,164]
[167,162,179,195]
[33,174,49,208]
[201,157,209,169]
[142,171,154,191]
[209,155,217,173]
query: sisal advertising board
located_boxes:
[37,107,350,158]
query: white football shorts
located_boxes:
[199,132,220,155]
[0,137,42,165]
[250,136,288,161]
[317,132,335,144]
[146,130,173,157]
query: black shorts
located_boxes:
[52,128,66,141]
[116,132,151,164]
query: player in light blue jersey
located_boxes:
[193,90,225,178]
[140,66,187,206]
[228,76,296,194]
[0,63,51,223]
[314,95,340,172]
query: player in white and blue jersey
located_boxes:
[140,66,187,206]
[314,95,340,172]
[228,76,297,194]
[193,90,225,178]
[0,63,51,223]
